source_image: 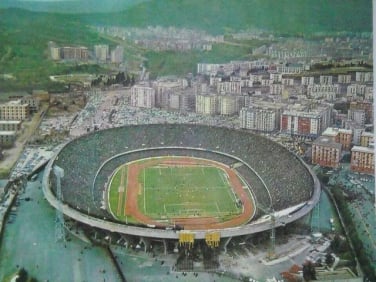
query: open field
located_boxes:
[108,157,248,228]
[138,165,241,219]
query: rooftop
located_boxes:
[0,131,16,136]
[351,146,374,154]
[313,136,342,149]
[0,121,21,125]
[361,131,374,137]
[322,127,352,137]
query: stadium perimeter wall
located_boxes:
[43,124,321,240]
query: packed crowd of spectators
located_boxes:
[50,124,314,220]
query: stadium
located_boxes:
[43,124,320,259]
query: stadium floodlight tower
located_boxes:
[257,204,276,260]
[53,165,66,243]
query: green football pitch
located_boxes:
[138,164,242,220]
[108,159,243,223]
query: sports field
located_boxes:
[107,157,251,228]
[138,165,241,218]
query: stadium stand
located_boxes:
[51,124,313,223]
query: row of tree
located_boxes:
[91,72,135,87]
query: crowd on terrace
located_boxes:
[51,124,313,221]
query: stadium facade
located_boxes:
[43,124,320,252]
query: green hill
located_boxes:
[0,9,111,92]
[0,0,372,91]
[85,0,372,35]
[0,0,148,14]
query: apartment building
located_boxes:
[319,75,333,85]
[217,95,237,116]
[345,121,364,146]
[348,109,366,126]
[301,76,314,86]
[21,95,40,113]
[322,127,353,151]
[130,85,155,108]
[110,46,124,64]
[195,94,217,115]
[60,46,88,60]
[270,83,283,95]
[0,131,16,148]
[337,74,352,84]
[307,84,339,101]
[312,136,342,168]
[349,101,373,124]
[0,121,21,131]
[281,78,294,86]
[216,81,241,94]
[240,107,276,132]
[355,71,373,83]
[50,47,60,60]
[360,132,374,147]
[276,63,304,74]
[270,72,282,83]
[0,100,29,121]
[94,44,109,61]
[153,78,186,109]
[351,146,374,174]
[280,104,332,138]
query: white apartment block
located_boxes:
[355,71,373,83]
[307,84,339,100]
[337,74,352,84]
[348,109,366,126]
[110,46,124,64]
[249,73,266,83]
[364,86,373,101]
[168,93,181,110]
[153,78,186,108]
[21,95,40,112]
[0,121,21,131]
[94,44,109,61]
[217,95,237,116]
[276,63,304,74]
[360,131,374,147]
[319,75,333,85]
[195,94,217,115]
[270,72,282,83]
[209,76,222,87]
[347,84,367,95]
[197,63,222,75]
[130,85,155,108]
[0,100,29,121]
[216,81,241,94]
[346,84,368,99]
[282,78,294,86]
[240,107,276,132]
[50,47,60,60]
[301,76,314,86]
[270,83,283,95]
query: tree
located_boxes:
[16,268,28,282]
[302,261,316,281]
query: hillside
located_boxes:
[0,0,372,91]
[0,0,148,14]
[84,0,372,35]
[0,9,112,91]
